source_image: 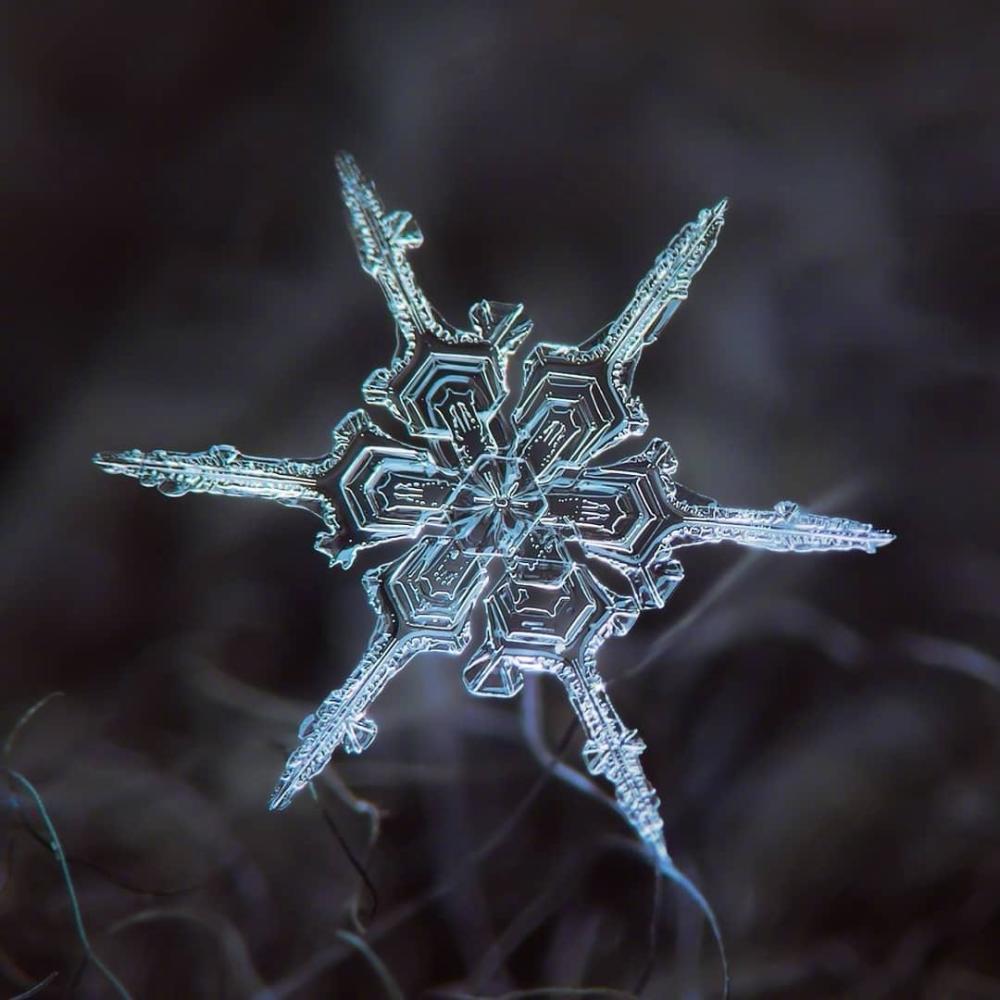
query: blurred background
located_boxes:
[2,2,998,997]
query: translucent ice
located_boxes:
[95,153,893,883]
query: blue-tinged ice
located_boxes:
[94,153,893,883]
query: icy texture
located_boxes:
[95,153,893,875]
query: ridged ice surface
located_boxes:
[95,153,893,882]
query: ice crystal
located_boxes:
[95,154,893,888]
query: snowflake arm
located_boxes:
[92,442,333,509]
[337,153,531,466]
[544,438,894,607]
[271,535,488,809]
[552,647,667,865]
[464,565,672,865]
[94,409,460,570]
[664,487,896,553]
[512,200,727,479]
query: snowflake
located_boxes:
[95,154,893,892]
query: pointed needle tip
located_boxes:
[335,151,359,178]
[268,780,299,811]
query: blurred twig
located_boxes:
[10,970,59,999]
[614,548,765,685]
[335,929,404,1000]
[895,633,1000,694]
[3,693,131,999]
[521,676,609,808]
[108,908,266,995]
[256,720,580,999]
[617,477,871,685]
[2,691,64,759]
[3,769,131,999]
[15,819,207,898]
[307,780,379,930]
[466,844,602,992]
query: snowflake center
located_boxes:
[444,454,548,557]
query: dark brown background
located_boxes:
[2,2,998,997]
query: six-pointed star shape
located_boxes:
[95,153,893,886]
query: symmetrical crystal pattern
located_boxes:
[95,154,893,882]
